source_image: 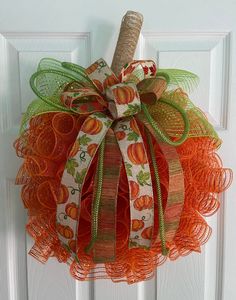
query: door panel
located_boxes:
[0,1,235,299]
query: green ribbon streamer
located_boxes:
[85,138,105,254]
[146,128,169,256]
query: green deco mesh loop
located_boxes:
[20,59,93,133]
[142,101,190,146]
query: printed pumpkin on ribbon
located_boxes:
[103,74,119,90]
[87,143,98,157]
[130,180,140,199]
[65,202,79,220]
[57,184,69,204]
[93,79,103,93]
[86,62,99,75]
[132,219,144,231]
[134,195,153,211]
[113,85,136,105]
[141,226,153,240]
[57,223,74,239]
[82,117,103,135]
[130,118,140,135]
[115,131,126,140]
[69,140,80,158]
[127,142,147,165]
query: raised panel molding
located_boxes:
[0,179,28,300]
[0,32,91,131]
[139,32,231,130]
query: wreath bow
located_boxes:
[53,59,189,262]
[27,58,191,263]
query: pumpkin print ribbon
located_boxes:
[56,112,113,253]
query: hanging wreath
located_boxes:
[14,11,232,284]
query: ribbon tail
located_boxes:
[145,128,169,256]
[84,138,106,255]
[114,117,154,249]
[56,113,113,259]
[158,142,185,243]
[138,112,185,248]
[86,129,122,262]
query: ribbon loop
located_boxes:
[120,60,157,83]
[138,78,167,104]
[61,87,107,114]
[86,58,119,93]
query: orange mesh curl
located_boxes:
[14,110,232,284]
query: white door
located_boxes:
[0,1,235,299]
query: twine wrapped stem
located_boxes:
[111,11,143,75]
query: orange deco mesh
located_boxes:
[14,108,232,284]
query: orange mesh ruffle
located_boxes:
[14,111,232,284]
